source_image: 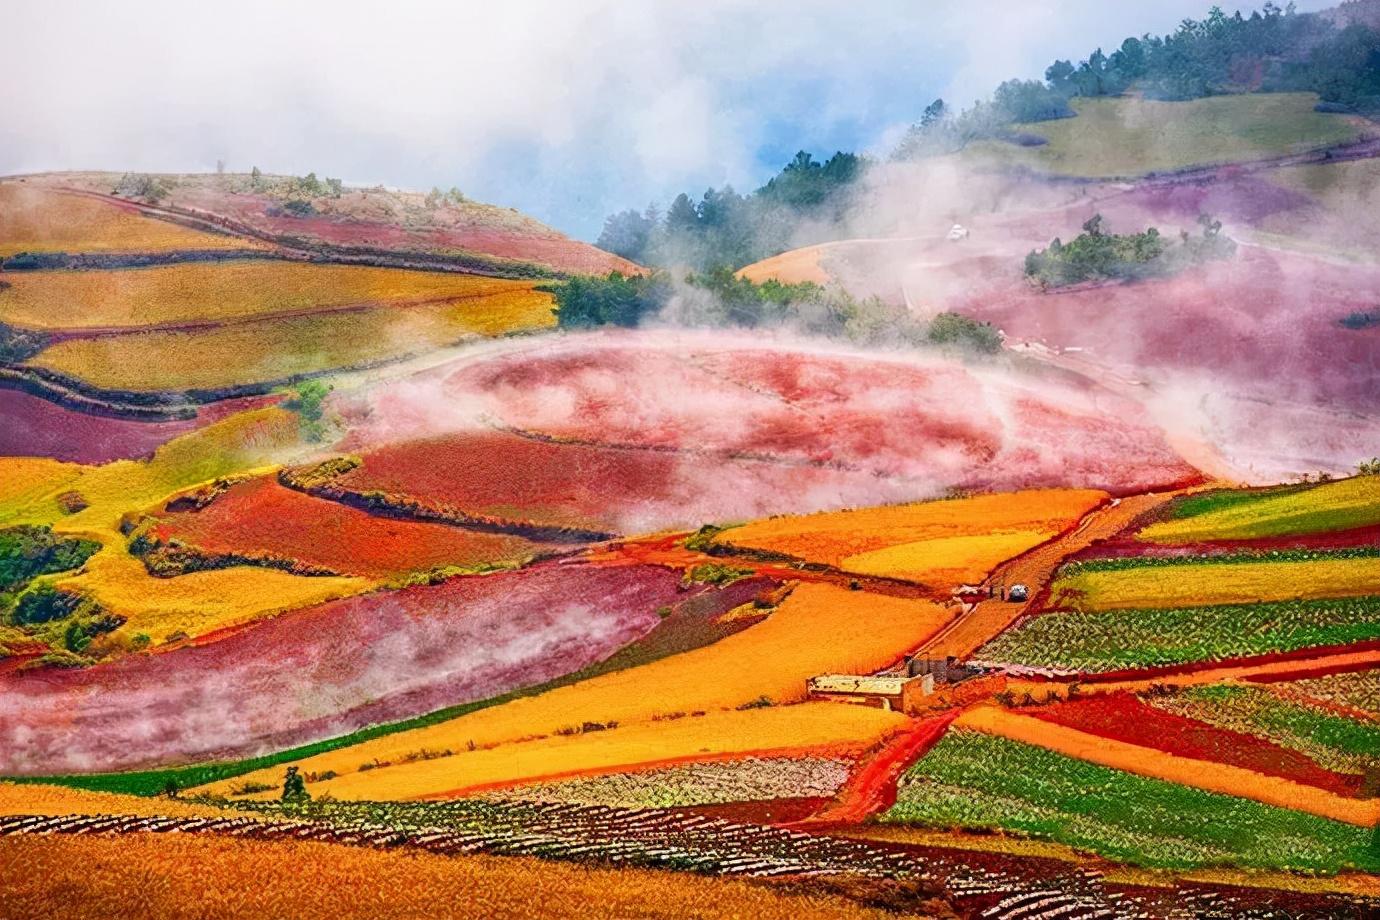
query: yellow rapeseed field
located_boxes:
[1,261,537,330]
[196,582,948,796]
[0,183,262,256]
[0,458,82,523]
[1056,556,1380,612]
[842,530,1055,585]
[51,530,371,643]
[29,289,555,391]
[720,488,1106,584]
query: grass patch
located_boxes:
[976,595,1380,672]
[880,730,1378,872]
[963,93,1359,178]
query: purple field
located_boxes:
[0,562,766,774]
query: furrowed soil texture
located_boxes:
[0,562,742,774]
[0,832,898,920]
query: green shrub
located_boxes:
[1025,213,1234,288]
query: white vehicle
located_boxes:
[946,223,969,242]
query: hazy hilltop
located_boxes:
[12,170,638,277]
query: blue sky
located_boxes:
[1,0,1331,240]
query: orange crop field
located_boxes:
[0,261,539,330]
[0,833,894,920]
[718,489,1106,584]
[0,183,262,256]
[253,704,901,802]
[954,706,1380,827]
[196,582,947,795]
[29,287,555,391]
[0,782,229,820]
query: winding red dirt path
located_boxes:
[790,710,962,827]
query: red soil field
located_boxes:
[955,246,1380,414]
[99,178,639,276]
[1028,693,1365,797]
[0,562,759,774]
[329,430,927,536]
[0,390,277,464]
[344,331,1199,502]
[1067,523,1380,563]
[151,476,552,578]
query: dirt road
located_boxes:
[915,489,1191,659]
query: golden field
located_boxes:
[196,582,948,797]
[0,183,262,256]
[0,407,375,648]
[719,489,1105,584]
[28,288,555,391]
[50,530,371,644]
[1054,556,1380,611]
[0,833,896,920]
[0,781,229,820]
[0,261,539,330]
[233,703,902,802]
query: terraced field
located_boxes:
[0,262,539,330]
[28,286,555,392]
[1149,684,1380,778]
[880,730,1379,872]
[975,594,1380,672]
[714,488,1106,585]
[303,430,924,538]
[346,331,1200,498]
[1140,476,1380,544]
[1050,551,1380,611]
[0,182,262,256]
[1,561,762,774]
[143,475,551,579]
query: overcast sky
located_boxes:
[1,0,1331,239]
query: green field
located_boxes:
[879,731,1378,872]
[1294,668,1380,717]
[964,93,1359,178]
[1140,477,1380,544]
[975,595,1380,672]
[1152,685,1380,776]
